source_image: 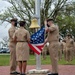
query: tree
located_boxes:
[56,2,75,36]
[1,0,75,36]
[0,0,68,25]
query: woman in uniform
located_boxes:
[13,21,30,75]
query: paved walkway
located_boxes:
[0,65,75,75]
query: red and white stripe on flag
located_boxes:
[28,43,44,55]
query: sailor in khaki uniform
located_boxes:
[44,19,59,75]
[42,43,49,60]
[74,39,75,58]
[8,18,19,74]
[13,21,30,75]
[58,40,63,61]
[65,34,74,62]
[42,44,47,60]
[62,40,66,60]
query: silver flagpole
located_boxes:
[35,0,41,70]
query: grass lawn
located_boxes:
[0,54,75,66]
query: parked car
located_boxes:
[6,50,10,53]
[0,48,9,53]
[0,50,7,53]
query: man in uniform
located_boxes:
[73,38,75,58]
[44,19,59,75]
[64,34,74,62]
[8,18,19,74]
[58,39,63,61]
[42,42,49,60]
[62,40,66,61]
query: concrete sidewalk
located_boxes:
[0,65,75,75]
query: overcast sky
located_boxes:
[0,0,12,39]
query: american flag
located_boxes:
[28,27,45,55]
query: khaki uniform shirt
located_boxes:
[65,38,74,48]
[47,25,59,42]
[13,27,30,42]
[8,26,16,42]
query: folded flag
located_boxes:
[28,26,45,55]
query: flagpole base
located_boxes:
[27,69,50,75]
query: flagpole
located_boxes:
[35,0,41,70]
[27,0,50,74]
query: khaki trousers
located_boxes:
[63,50,66,61]
[58,50,62,60]
[9,42,17,72]
[49,41,59,73]
[66,47,73,61]
[73,48,75,58]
